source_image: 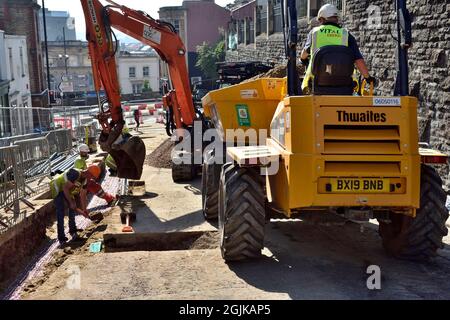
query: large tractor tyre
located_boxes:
[201,150,222,221]
[218,163,266,262]
[379,165,449,261]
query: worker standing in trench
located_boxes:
[74,144,116,206]
[50,165,101,244]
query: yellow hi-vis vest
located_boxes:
[302,24,349,92]
[105,154,117,171]
[49,169,83,199]
[74,157,87,170]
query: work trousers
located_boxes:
[55,192,77,241]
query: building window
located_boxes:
[143,66,149,77]
[20,47,25,77]
[272,0,283,33]
[173,19,180,34]
[132,83,142,94]
[238,20,245,44]
[23,102,30,133]
[227,20,238,50]
[256,0,268,36]
[8,48,14,80]
[129,67,136,78]
[246,18,255,44]
[297,0,308,17]
[0,93,10,137]
[249,18,255,44]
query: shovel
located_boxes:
[122,214,134,233]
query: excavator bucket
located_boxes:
[109,135,146,180]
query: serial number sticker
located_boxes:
[143,25,162,44]
[330,178,390,193]
[240,89,259,99]
[373,97,401,106]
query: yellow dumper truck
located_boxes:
[201,0,448,262]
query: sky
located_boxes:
[42,0,233,43]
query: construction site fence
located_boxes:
[0,128,76,223]
[13,137,51,194]
[0,106,99,146]
[0,145,27,221]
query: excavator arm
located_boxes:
[80,0,197,179]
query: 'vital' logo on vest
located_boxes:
[337,110,387,123]
[320,28,341,34]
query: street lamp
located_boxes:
[58,53,70,106]
[58,54,69,75]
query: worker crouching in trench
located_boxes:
[49,165,102,245]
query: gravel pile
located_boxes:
[243,64,305,82]
[146,139,174,169]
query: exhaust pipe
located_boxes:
[394,0,412,96]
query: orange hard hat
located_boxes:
[87,165,101,179]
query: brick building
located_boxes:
[0,0,47,109]
[225,0,450,189]
[159,0,230,83]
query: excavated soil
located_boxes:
[243,64,306,82]
[145,139,174,169]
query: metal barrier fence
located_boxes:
[0,146,26,214]
[0,106,100,232]
[13,137,51,195]
[0,106,98,144]
[0,128,73,209]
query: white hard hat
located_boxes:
[318,4,339,20]
[79,144,89,153]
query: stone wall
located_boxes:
[225,0,450,190]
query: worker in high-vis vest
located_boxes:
[74,144,116,205]
[105,154,118,176]
[74,144,90,170]
[300,4,376,93]
[50,165,101,244]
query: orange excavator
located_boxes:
[80,0,197,180]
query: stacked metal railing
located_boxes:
[45,129,73,154]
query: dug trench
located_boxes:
[104,229,219,252]
[101,191,219,252]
